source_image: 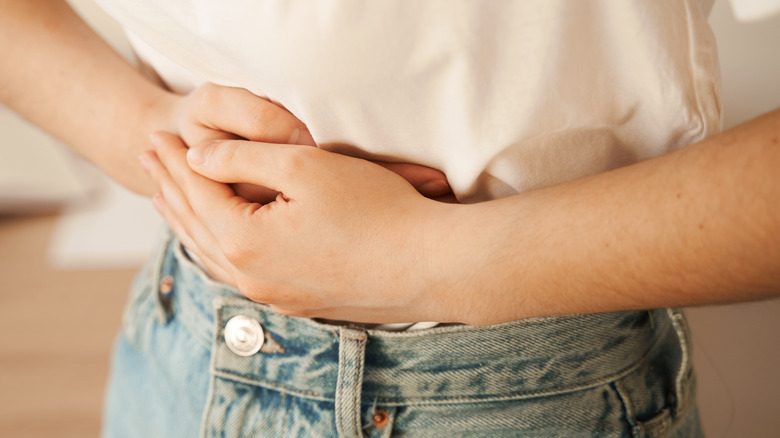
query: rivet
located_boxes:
[372,409,389,428]
[159,275,174,294]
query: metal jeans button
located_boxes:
[224,315,264,356]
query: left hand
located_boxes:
[140,132,461,323]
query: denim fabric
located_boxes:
[102,232,704,437]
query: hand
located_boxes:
[159,83,454,202]
[150,84,455,290]
[141,132,461,324]
[162,83,314,203]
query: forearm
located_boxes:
[442,109,780,324]
[0,0,176,195]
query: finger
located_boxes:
[151,131,236,207]
[151,193,236,286]
[140,149,213,241]
[377,162,452,198]
[190,83,316,146]
[150,192,200,254]
[140,146,230,268]
[150,132,263,241]
[194,250,237,287]
[159,125,281,204]
[186,138,320,193]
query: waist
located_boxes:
[145,231,681,404]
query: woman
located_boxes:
[3,0,779,436]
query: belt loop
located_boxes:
[335,327,368,438]
[151,229,176,324]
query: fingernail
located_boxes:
[418,180,451,197]
[288,127,316,146]
[186,145,207,166]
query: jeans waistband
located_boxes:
[155,233,681,406]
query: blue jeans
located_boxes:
[102,231,704,437]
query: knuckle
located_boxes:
[247,103,300,142]
[195,83,223,112]
[209,140,240,168]
[278,146,314,174]
[220,235,253,265]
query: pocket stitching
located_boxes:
[613,378,673,437]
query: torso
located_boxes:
[99,0,722,202]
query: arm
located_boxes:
[143,108,780,325]
[448,108,780,324]
[0,0,452,201]
[0,0,175,195]
[0,0,323,200]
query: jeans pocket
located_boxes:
[610,308,702,438]
[611,338,695,438]
[389,386,632,437]
[613,376,674,438]
[612,371,702,438]
[200,379,340,438]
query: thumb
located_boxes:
[186,138,305,191]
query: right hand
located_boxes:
[158,83,454,203]
[161,83,316,203]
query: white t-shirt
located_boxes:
[97,0,741,328]
[98,0,726,202]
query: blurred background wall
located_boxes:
[686,1,780,437]
[0,1,778,437]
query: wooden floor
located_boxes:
[0,214,136,438]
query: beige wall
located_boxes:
[688,1,780,437]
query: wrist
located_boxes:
[108,87,181,196]
[410,200,487,324]
[418,197,540,326]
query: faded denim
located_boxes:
[102,232,704,437]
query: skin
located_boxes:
[142,107,780,326]
[0,0,451,202]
